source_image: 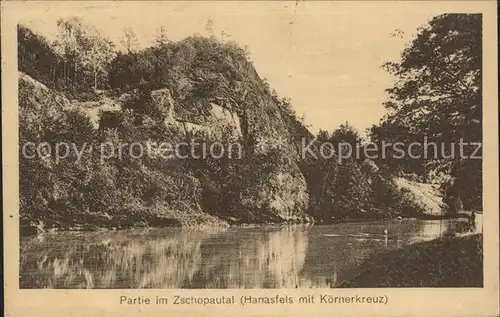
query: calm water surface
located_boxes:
[20,218,481,288]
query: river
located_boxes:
[20,218,482,289]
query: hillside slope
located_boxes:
[18,38,312,230]
[19,31,442,232]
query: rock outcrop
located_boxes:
[394,177,447,216]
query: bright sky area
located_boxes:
[18,1,467,135]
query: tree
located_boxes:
[53,17,116,91]
[330,121,361,153]
[205,18,214,37]
[79,25,116,90]
[370,14,482,210]
[120,27,139,53]
[18,25,61,88]
[54,17,85,89]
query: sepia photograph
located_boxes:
[16,4,485,289]
[2,0,499,316]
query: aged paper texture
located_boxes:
[2,1,499,316]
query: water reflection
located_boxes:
[20,219,475,289]
[20,229,213,288]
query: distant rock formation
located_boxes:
[394,177,448,215]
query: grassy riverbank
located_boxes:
[22,211,479,237]
[338,234,483,287]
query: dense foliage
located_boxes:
[369,14,482,211]
[19,74,206,230]
[19,19,115,99]
[302,124,425,222]
[18,15,477,231]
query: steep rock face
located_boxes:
[142,48,310,222]
[76,97,122,129]
[229,58,310,221]
[19,71,71,114]
[150,88,242,140]
[394,177,447,215]
[19,71,224,229]
[19,37,312,225]
[236,101,310,221]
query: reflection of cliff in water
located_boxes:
[20,220,470,289]
[187,227,309,288]
[20,230,211,288]
[20,227,310,289]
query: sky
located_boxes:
[18,1,461,135]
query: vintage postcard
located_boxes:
[2,1,499,316]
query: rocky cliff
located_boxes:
[18,36,312,229]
